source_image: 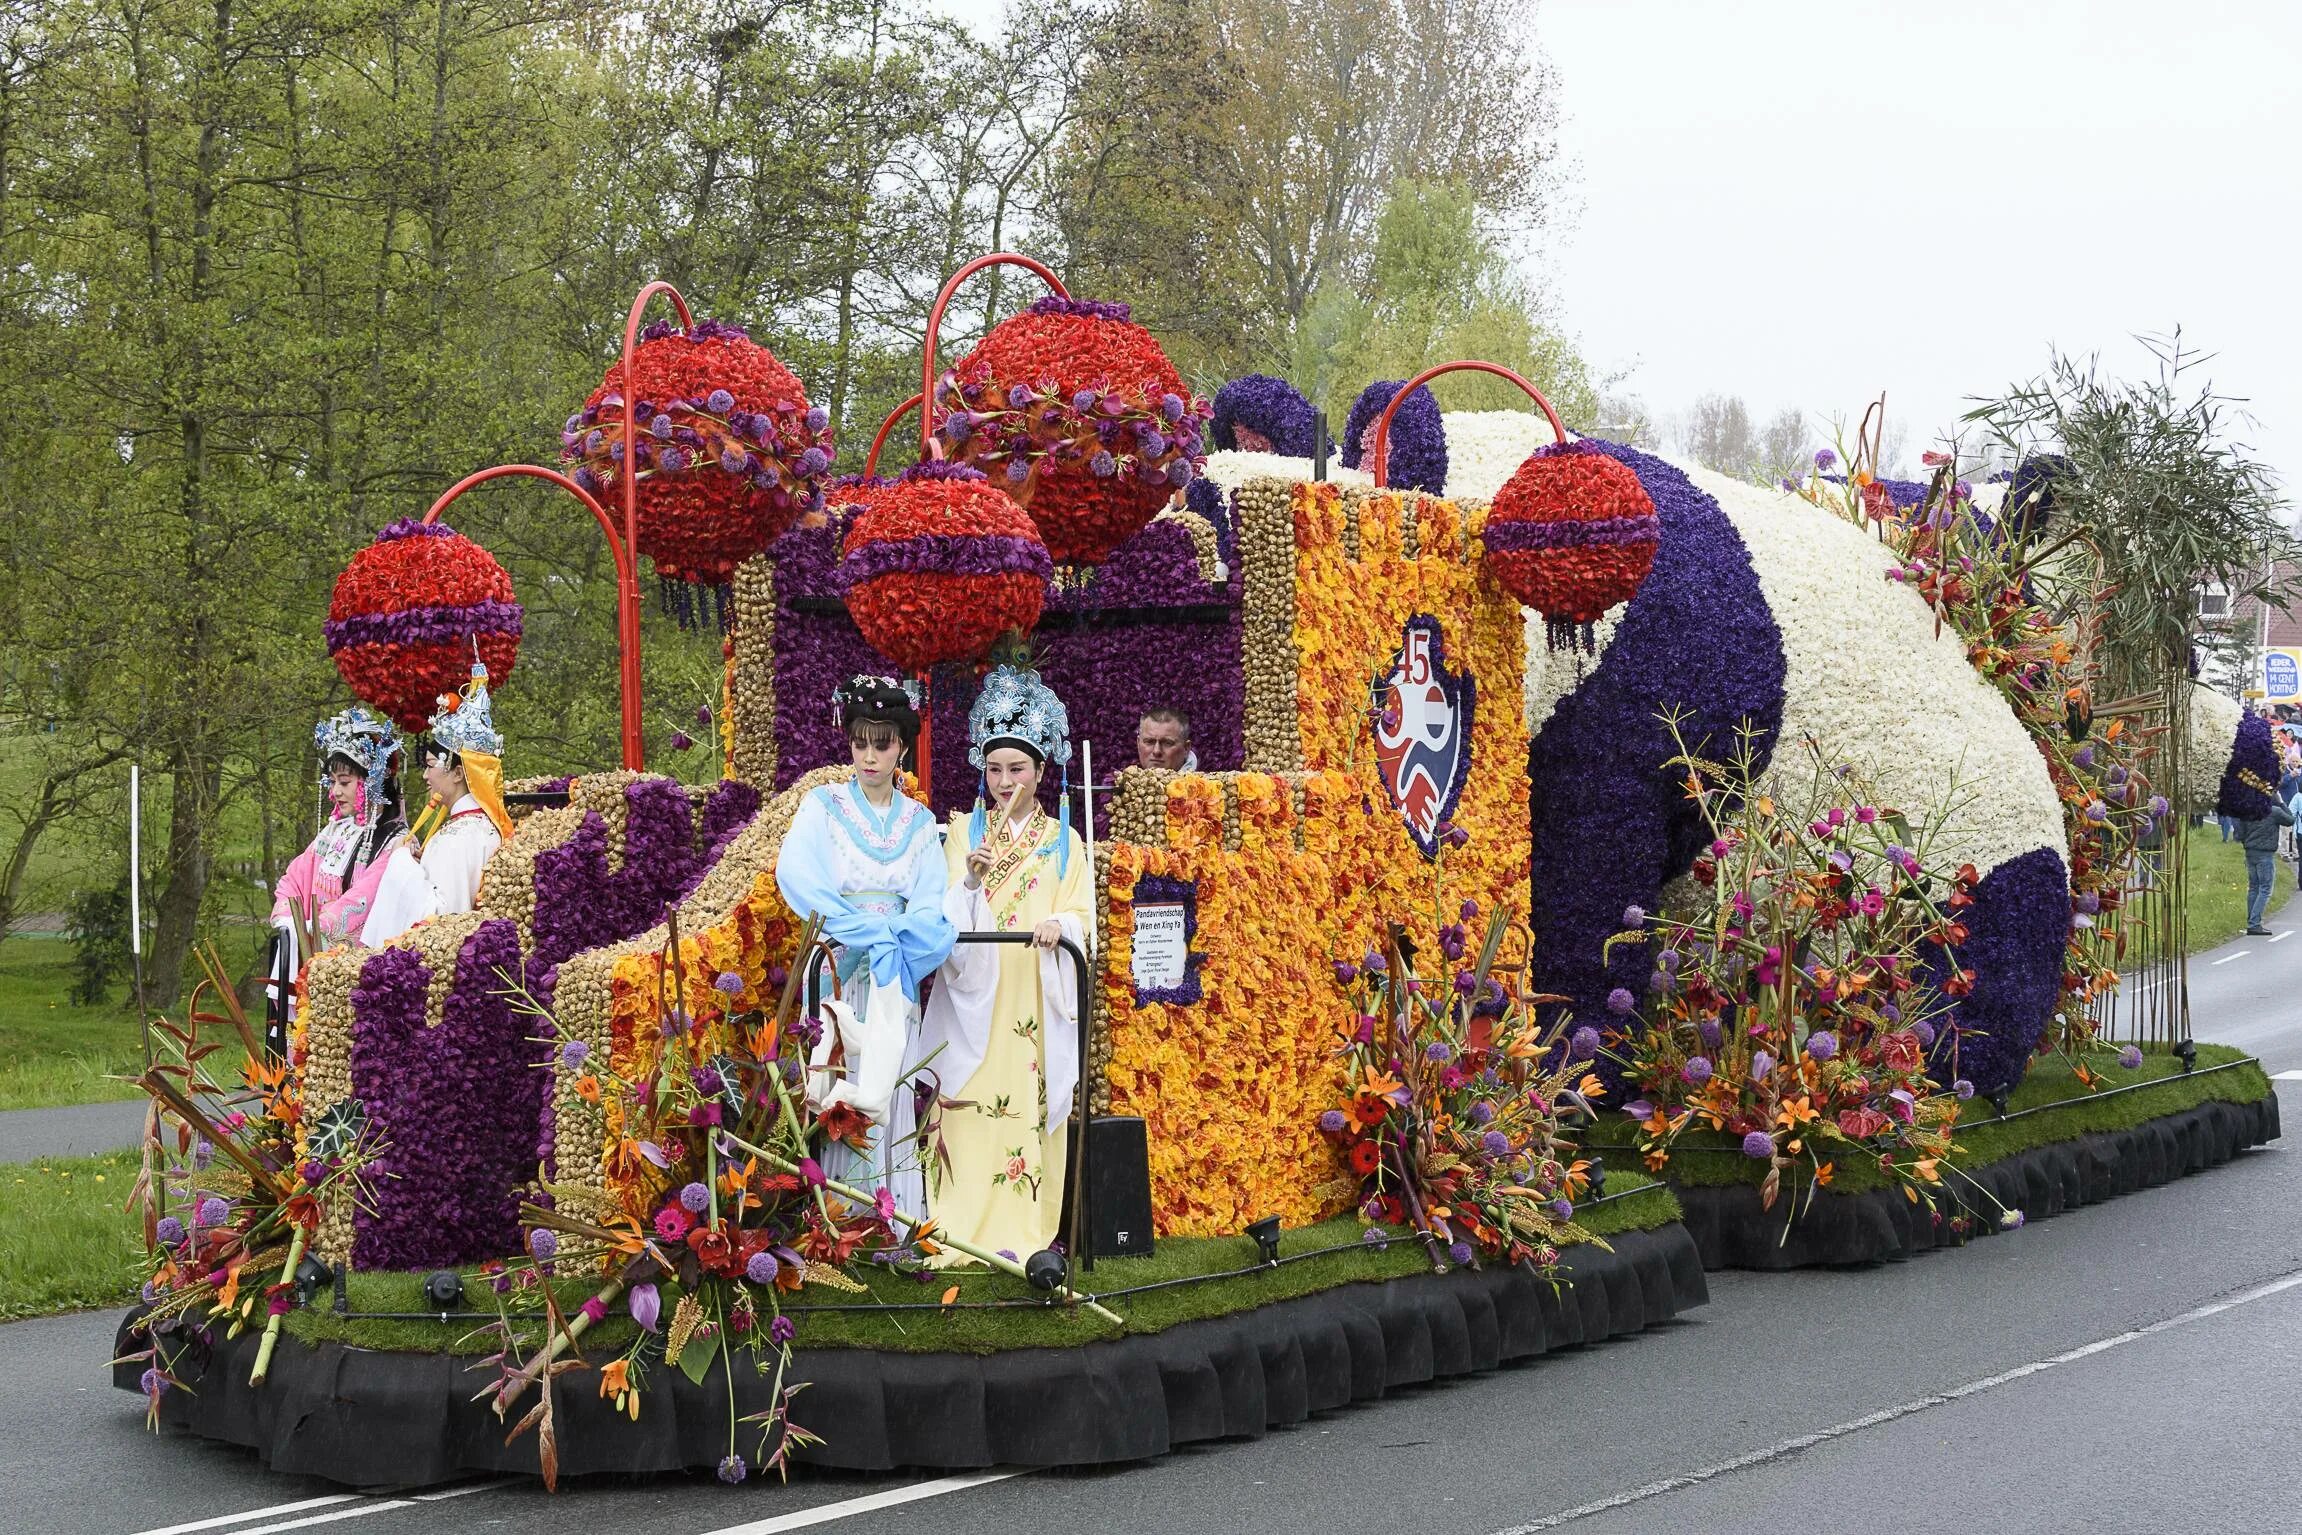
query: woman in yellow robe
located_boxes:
[917,664,1093,1263]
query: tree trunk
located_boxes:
[147,753,218,1007]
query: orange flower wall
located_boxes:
[1100,479,1532,1237]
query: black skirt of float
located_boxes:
[1674,1092,2280,1270]
[113,1225,1706,1486]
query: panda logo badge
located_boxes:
[1371,615,1475,858]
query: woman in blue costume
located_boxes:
[774,676,956,1216]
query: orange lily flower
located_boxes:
[1776,1095,1819,1130]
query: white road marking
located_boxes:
[696,1471,1030,1534]
[410,1479,520,1501]
[1492,1267,2302,1532]
[2272,1070,2302,1081]
[217,1504,411,1535]
[2212,950,2252,965]
[2271,930,2293,942]
[126,1497,362,1535]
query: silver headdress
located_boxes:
[967,664,1071,769]
[313,705,401,817]
[428,661,505,759]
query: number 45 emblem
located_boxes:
[1371,615,1475,859]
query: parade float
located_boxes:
[113,263,2276,1486]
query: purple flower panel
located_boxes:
[1525,440,1788,1057]
[349,920,537,1270]
[1923,843,2068,1099]
[2217,711,2278,822]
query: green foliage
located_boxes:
[0,1151,146,1321]
[0,935,146,1110]
[64,885,131,1007]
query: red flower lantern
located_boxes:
[836,463,1051,673]
[560,318,834,591]
[1485,440,1660,652]
[932,296,1209,567]
[326,520,522,730]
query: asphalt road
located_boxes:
[4,920,2297,1535]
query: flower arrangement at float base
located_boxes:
[561,317,835,601]
[932,295,1212,566]
[1318,904,1602,1274]
[326,519,522,730]
[834,461,1051,672]
[1786,440,2162,1062]
[1603,717,2023,1233]
[121,947,381,1421]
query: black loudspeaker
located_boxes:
[1087,1116,1155,1258]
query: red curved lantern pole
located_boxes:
[421,464,647,772]
[903,255,1068,797]
[1369,360,1566,489]
[863,393,923,479]
[918,253,1067,459]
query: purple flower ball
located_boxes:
[2118,1044,2144,1070]
[140,1367,167,1396]
[769,1314,797,1344]
[1742,1130,1775,1159]
[1318,1109,1348,1134]
[1447,1241,1474,1266]
[1697,1017,1723,1052]
[528,1229,558,1260]
[746,1251,780,1285]
[196,1195,228,1228]
[1912,1019,1935,1048]
[1621,903,1646,927]
[1361,1226,1388,1246]
[714,970,745,995]
[560,1039,590,1070]
[1954,1078,1976,1100]
[1682,1056,1713,1085]
[1333,959,1357,986]
[1363,949,1387,974]
[1006,383,1035,409]
[1806,1031,1838,1063]
[1569,1025,1601,1060]
[718,1454,748,1485]
[155,1216,184,1246]
[1658,948,1681,973]
[1482,1130,1511,1156]
[1467,1100,1495,1126]
[1815,447,1837,469]
[1549,1198,1574,1220]
[679,1181,711,1213]
[1606,986,1636,1016]
[796,446,831,477]
[1425,1041,1452,1063]
[806,405,830,433]
[190,1139,214,1171]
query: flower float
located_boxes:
[931,296,1210,566]
[1339,379,1447,494]
[560,317,834,591]
[1210,374,1323,457]
[326,519,522,731]
[2216,709,2280,821]
[835,462,1051,672]
[1488,441,1661,653]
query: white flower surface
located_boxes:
[1199,449,1367,496]
[1687,463,2067,879]
[2185,683,2244,807]
[1440,410,1559,503]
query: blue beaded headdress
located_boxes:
[967,664,1074,872]
[428,661,504,759]
[313,705,401,818]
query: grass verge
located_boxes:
[0,1150,145,1321]
[1582,1043,2272,1196]
[0,937,145,1111]
[279,1174,1681,1358]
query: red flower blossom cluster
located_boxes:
[561,320,834,586]
[325,521,521,730]
[932,297,1209,566]
[837,465,1052,672]
[1485,441,1660,651]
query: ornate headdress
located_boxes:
[313,705,401,822]
[427,661,505,759]
[967,664,1075,871]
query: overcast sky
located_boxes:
[1539,0,2297,487]
[934,0,2296,492]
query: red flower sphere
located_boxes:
[932,296,1210,567]
[561,318,834,587]
[836,463,1051,673]
[326,520,522,730]
[1485,441,1660,651]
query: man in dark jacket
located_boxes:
[2238,797,2295,934]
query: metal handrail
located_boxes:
[802,928,1100,1278]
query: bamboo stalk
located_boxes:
[494,1278,625,1416]
[716,1130,1123,1327]
[248,1225,306,1386]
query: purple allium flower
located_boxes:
[1882,1002,1902,1024]
[1806,1031,1838,1062]
[1004,457,1031,485]
[746,1251,780,1285]
[1165,459,1192,486]
[1088,449,1116,477]
[769,1314,797,1344]
[1569,1025,1601,1060]
[1815,447,1837,469]
[1361,1226,1388,1245]
[1454,970,1478,997]
[718,1454,748,1484]
[1658,948,1681,973]
[1954,1078,1976,1100]
[669,730,695,752]
[2149,795,2169,818]
[528,1228,558,1260]
[560,1039,590,1070]
[2085,801,2108,823]
[1697,1017,1723,1052]
[191,1139,214,1171]
[1467,1100,1496,1126]
[1318,1109,1348,1134]
[155,1216,184,1246]
[1682,1056,1713,1085]
[140,1368,168,1396]
[1333,959,1357,986]
[1161,392,1186,422]
[1482,1130,1511,1156]
[1620,903,1645,927]
[1606,987,1636,1016]
[1912,1018,1935,1048]
[806,404,830,433]
[795,446,831,477]
[1447,1241,1474,1266]
[1549,1198,1574,1219]
[2118,1044,2144,1069]
[649,412,674,437]
[1006,383,1035,409]
[1425,1041,1452,1063]
[713,970,745,997]
[2000,1209,2026,1230]
[1742,1130,1775,1159]
[196,1195,228,1227]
